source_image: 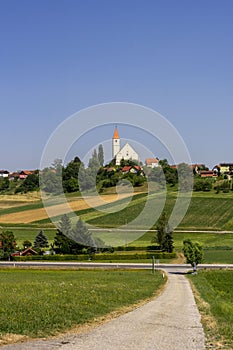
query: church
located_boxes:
[112,126,140,165]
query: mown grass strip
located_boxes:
[0,269,165,340]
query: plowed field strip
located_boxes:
[0,194,132,224]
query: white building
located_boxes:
[112,127,140,165]
[145,158,159,168]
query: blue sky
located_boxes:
[0,0,233,171]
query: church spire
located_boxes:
[112,125,120,139]
[112,126,120,158]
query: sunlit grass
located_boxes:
[0,269,165,339]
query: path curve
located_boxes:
[1,269,206,350]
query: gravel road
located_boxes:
[1,269,206,350]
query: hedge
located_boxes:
[13,251,176,262]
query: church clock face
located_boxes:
[115,140,118,143]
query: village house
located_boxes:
[145,158,159,168]
[0,170,9,178]
[213,163,233,175]
[11,247,38,257]
[121,165,144,175]
[19,170,35,179]
[200,170,217,178]
[8,172,20,181]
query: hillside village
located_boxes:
[1,127,233,193]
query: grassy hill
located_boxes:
[86,192,233,231]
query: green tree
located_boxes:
[79,150,100,192]
[152,212,174,252]
[0,231,17,260]
[22,240,32,249]
[62,156,81,193]
[0,177,10,191]
[194,178,212,191]
[177,163,193,192]
[15,173,39,193]
[33,230,49,249]
[72,218,96,252]
[40,159,63,194]
[159,159,178,186]
[183,239,203,270]
[53,214,80,254]
[98,144,104,166]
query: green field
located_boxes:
[203,249,233,264]
[87,194,233,231]
[1,190,233,262]
[0,269,165,341]
[188,270,233,348]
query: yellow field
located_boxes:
[0,193,41,209]
[0,193,132,224]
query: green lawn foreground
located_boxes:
[0,268,165,342]
[188,270,233,349]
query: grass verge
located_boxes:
[0,268,165,344]
[187,270,233,349]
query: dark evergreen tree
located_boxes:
[33,230,49,248]
[72,218,96,251]
[53,214,81,254]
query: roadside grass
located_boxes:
[0,269,165,341]
[188,270,233,349]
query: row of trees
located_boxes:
[0,213,203,270]
[0,215,106,260]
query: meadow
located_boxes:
[1,190,233,263]
[188,270,233,349]
[0,269,165,343]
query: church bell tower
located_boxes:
[112,126,120,158]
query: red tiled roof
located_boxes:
[145,158,159,165]
[20,170,35,175]
[200,170,217,177]
[21,247,38,256]
[122,166,131,172]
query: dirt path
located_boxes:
[1,269,206,350]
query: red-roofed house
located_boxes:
[122,165,144,175]
[145,158,159,168]
[200,170,217,178]
[19,170,35,179]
